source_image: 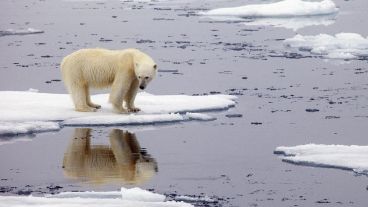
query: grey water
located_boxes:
[0,0,368,206]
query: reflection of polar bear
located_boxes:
[62,128,157,185]
[61,48,157,113]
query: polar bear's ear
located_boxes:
[153,64,157,70]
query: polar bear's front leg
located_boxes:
[109,76,131,114]
[125,79,140,113]
[85,87,101,109]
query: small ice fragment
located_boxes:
[27,88,39,93]
[284,33,368,60]
[184,112,216,121]
[274,144,368,175]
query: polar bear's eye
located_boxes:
[138,76,141,79]
[145,77,149,80]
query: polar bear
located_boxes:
[61,48,157,113]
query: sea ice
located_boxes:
[0,187,193,207]
[49,187,166,202]
[0,91,236,136]
[175,195,215,203]
[0,121,60,137]
[200,0,338,18]
[284,33,368,59]
[274,144,368,175]
[0,28,44,37]
[243,15,336,31]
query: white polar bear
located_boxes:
[61,48,157,113]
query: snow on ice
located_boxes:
[201,0,338,18]
[0,91,236,136]
[0,187,193,207]
[284,33,368,59]
[274,144,368,175]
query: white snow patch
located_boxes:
[201,0,338,18]
[0,91,236,135]
[284,33,368,59]
[275,144,368,175]
[0,187,193,207]
[0,28,44,36]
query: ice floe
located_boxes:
[0,28,44,37]
[200,0,338,30]
[284,33,368,59]
[201,0,338,18]
[205,14,336,31]
[0,187,193,207]
[174,195,215,203]
[0,91,236,136]
[0,121,60,137]
[243,15,336,31]
[274,144,368,175]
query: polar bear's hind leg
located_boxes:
[70,84,96,112]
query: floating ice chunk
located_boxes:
[0,187,193,207]
[175,195,215,203]
[274,144,368,175]
[0,121,60,137]
[201,0,339,17]
[284,33,368,59]
[0,28,44,37]
[243,15,336,31]
[0,91,236,136]
[27,88,39,93]
[184,112,215,121]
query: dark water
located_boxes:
[0,0,368,206]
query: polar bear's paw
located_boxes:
[112,106,129,114]
[76,107,97,112]
[128,107,141,113]
[88,103,101,109]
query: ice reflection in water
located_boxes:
[62,128,157,185]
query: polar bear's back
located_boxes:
[61,48,124,88]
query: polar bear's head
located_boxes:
[134,63,157,90]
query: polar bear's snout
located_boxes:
[138,78,150,90]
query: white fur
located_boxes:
[61,48,157,113]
